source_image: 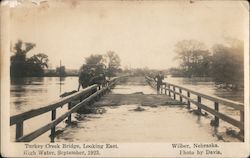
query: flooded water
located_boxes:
[56,105,222,142]
[10,76,244,142]
[10,77,79,115]
[165,77,244,103]
[10,77,79,141]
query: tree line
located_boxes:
[172,39,244,89]
[10,40,69,77]
[10,40,121,79]
[10,40,49,77]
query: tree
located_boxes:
[10,40,49,77]
[10,40,36,77]
[78,52,121,90]
[56,66,66,77]
[78,54,106,89]
[29,53,49,69]
[26,53,49,76]
[104,51,121,77]
[174,40,211,77]
[211,39,244,89]
[85,54,106,76]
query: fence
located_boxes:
[10,77,120,142]
[145,76,244,141]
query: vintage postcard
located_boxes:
[1,0,249,157]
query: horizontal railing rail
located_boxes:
[10,85,97,126]
[145,76,244,141]
[166,82,243,111]
[10,76,121,142]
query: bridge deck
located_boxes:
[53,76,240,142]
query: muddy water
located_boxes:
[56,105,220,142]
[54,77,239,142]
[166,77,244,103]
[10,76,242,142]
[10,77,79,142]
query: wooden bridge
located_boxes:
[10,77,120,142]
[10,75,244,142]
[145,76,244,141]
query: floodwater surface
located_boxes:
[10,76,243,142]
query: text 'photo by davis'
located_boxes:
[1,0,249,157]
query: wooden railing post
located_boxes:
[173,86,176,100]
[16,122,23,141]
[214,102,219,127]
[164,84,167,94]
[50,109,56,142]
[67,102,72,124]
[168,85,171,97]
[187,91,190,109]
[197,96,201,113]
[179,88,182,102]
[240,111,244,136]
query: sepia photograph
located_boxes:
[1,0,249,157]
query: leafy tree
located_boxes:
[26,53,49,76]
[85,54,106,76]
[78,54,106,89]
[104,51,121,77]
[211,39,244,89]
[29,53,48,69]
[10,40,49,77]
[10,40,36,77]
[174,40,211,77]
[78,52,121,90]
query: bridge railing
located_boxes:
[10,77,120,142]
[145,76,244,140]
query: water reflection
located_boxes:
[11,77,44,85]
[166,77,244,103]
[10,77,79,115]
[10,76,243,142]
[10,76,244,116]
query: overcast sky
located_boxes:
[9,0,248,70]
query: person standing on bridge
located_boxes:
[154,71,165,94]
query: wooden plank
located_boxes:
[214,102,219,127]
[16,122,23,140]
[168,85,171,96]
[240,111,244,136]
[197,96,201,113]
[50,109,56,142]
[17,77,121,142]
[10,85,98,126]
[67,102,72,124]
[17,86,109,142]
[187,91,190,109]
[173,86,176,100]
[165,85,167,94]
[146,76,244,130]
[166,82,244,111]
[168,89,244,130]
[190,99,244,130]
[179,88,182,102]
